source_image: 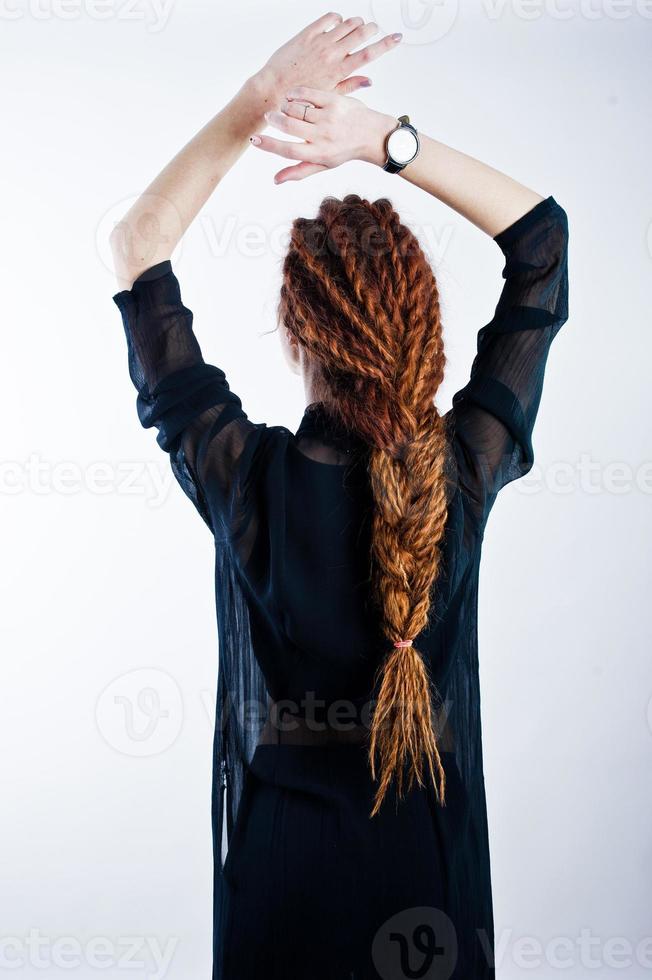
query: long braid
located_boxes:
[279,195,453,816]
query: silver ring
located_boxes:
[302,104,309,122]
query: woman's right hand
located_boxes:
[250,88,397,183]
[252,13,402,103]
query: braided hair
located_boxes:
[279,194,452,817]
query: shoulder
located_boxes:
[243,421,294,470]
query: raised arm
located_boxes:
[109,15,402,289]
[251,87,544,235]
[110,18,403,541]
[252,90,569,524]
[390,134,544,237]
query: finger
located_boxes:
[285,86,335,108]
[345,32,402,72]
[334,75,372,96]
[327,15,364,41]
[264,108,314,141]
[304,11,343,36]
[274,162,328,184]
[338,20,379,52]
[277,99,322,124]
[250,134,317,162]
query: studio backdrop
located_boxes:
[1,1,651,978]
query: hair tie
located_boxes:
[393,639,413,649]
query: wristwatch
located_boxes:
[383,115,420,174]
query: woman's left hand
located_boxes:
[250,88,396,184]
[254,13,402,102]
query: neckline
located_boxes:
[295,401,367,456]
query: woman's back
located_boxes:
[114,190,568,979]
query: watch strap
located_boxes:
[383,157,404,175]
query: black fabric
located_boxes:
[113,195,569,980]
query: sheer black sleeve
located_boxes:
[113,261,266,541]
[447,195,569,526]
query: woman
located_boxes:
[110,13,569,980]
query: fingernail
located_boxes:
[361,78,372,87]
[392,32,402,41]
[250,135,261,145]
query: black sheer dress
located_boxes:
[113,196,569,980]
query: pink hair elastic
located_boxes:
[393,639,413,649]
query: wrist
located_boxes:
[246,68,284,110]
[359,111,398,168]
[229,73,279,136]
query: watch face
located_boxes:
[387,126,418,165]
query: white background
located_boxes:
[1,1,651,977]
